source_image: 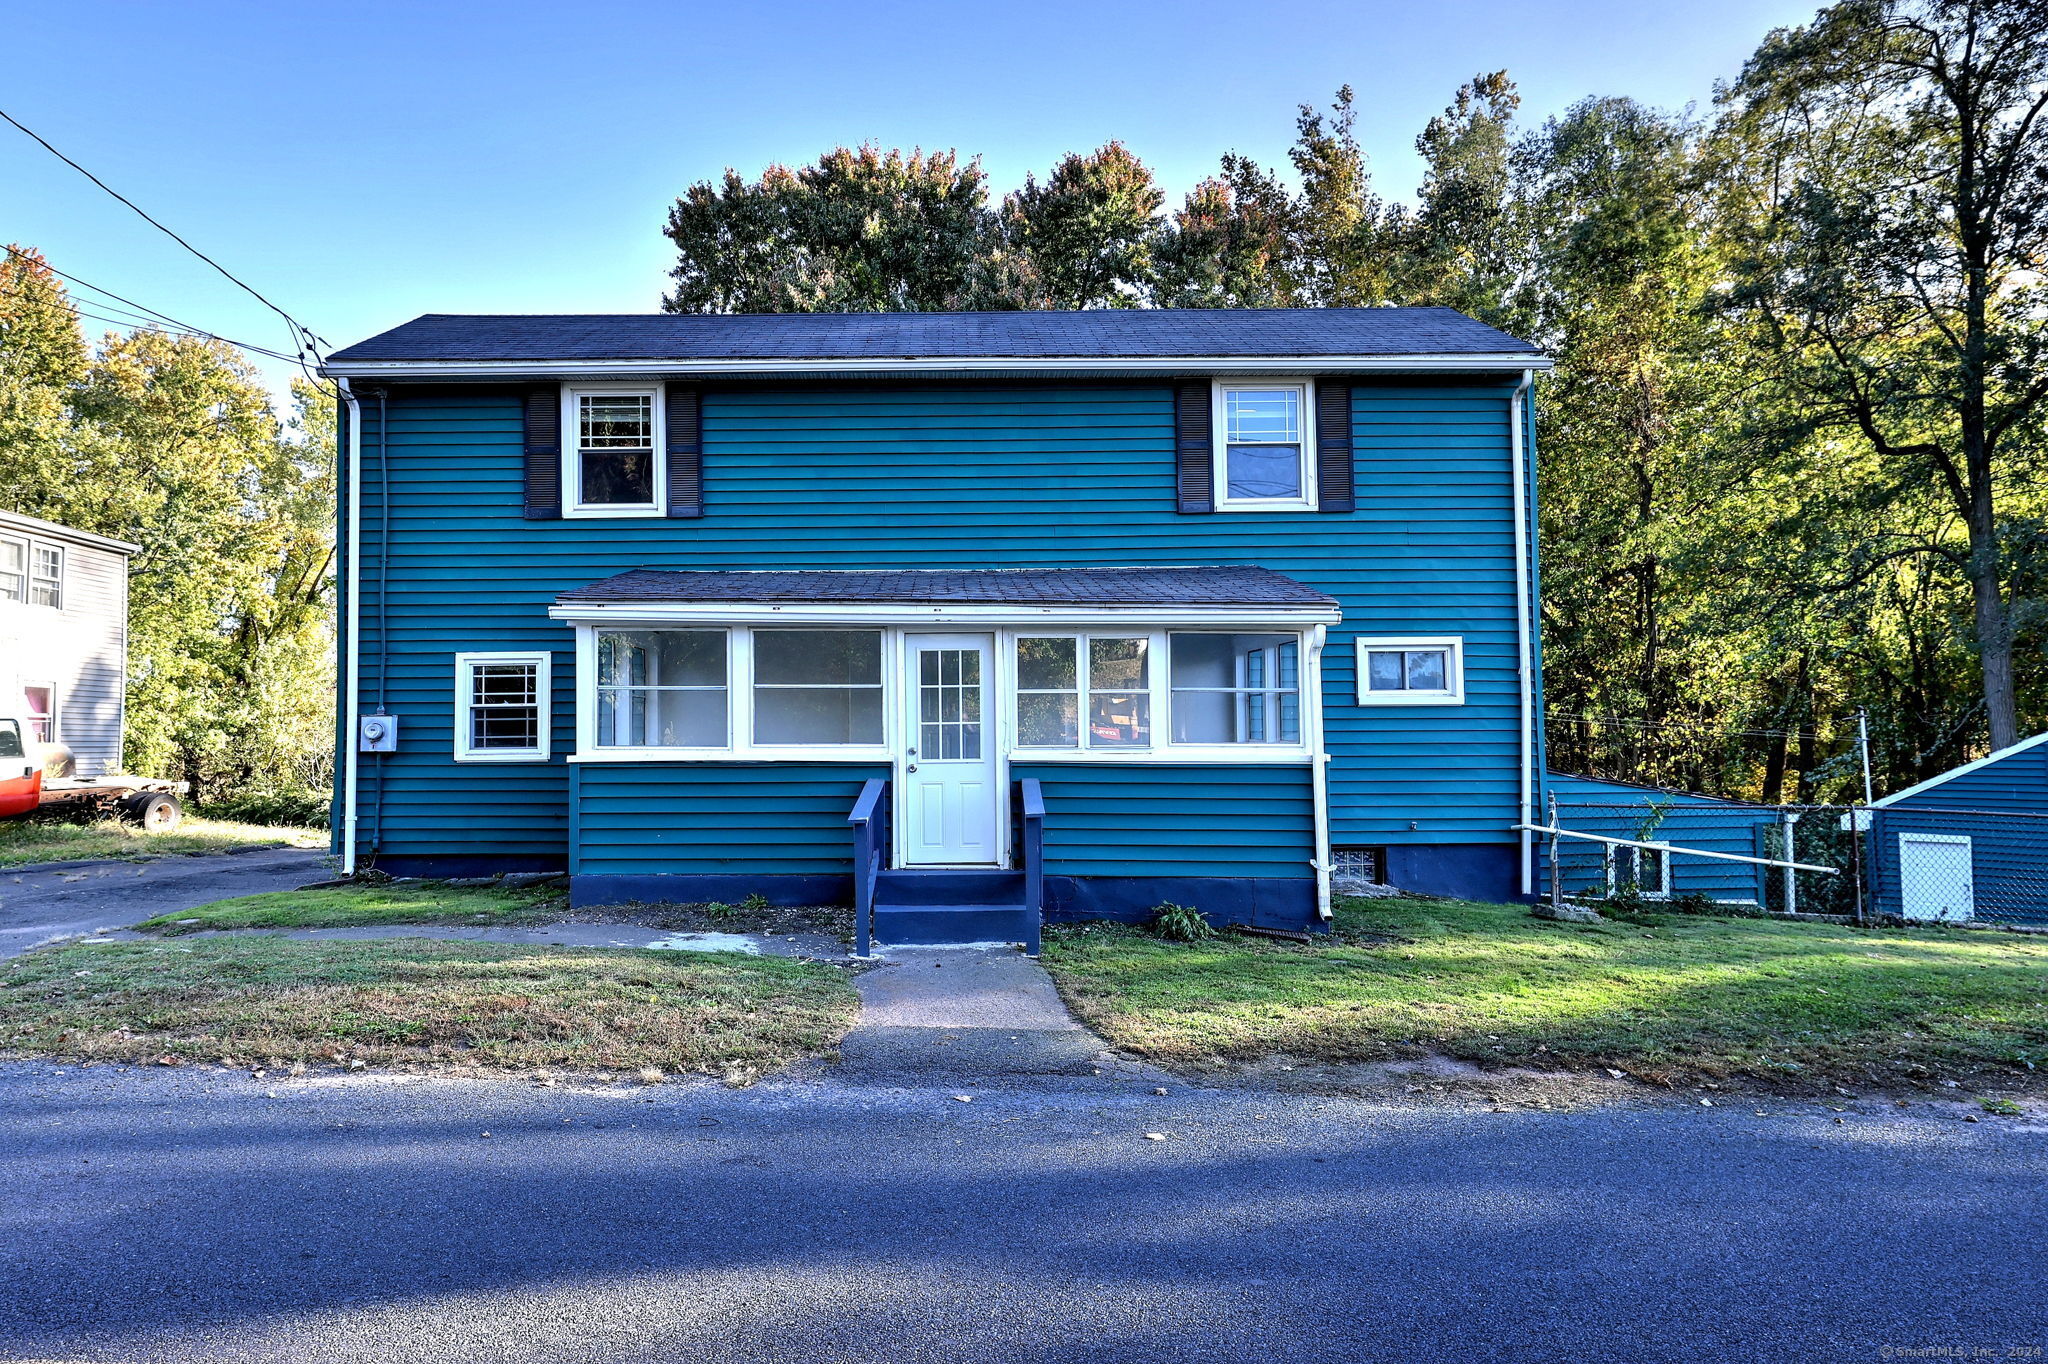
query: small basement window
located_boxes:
[566,387,662,514]
[1331,846,1387,885]
[1213,380,1314,511]
[1606,843,1671,899]
[454,652,551,761]
[1356,637,1464,706]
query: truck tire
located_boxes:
[124,792,183,832]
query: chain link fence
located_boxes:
[1543,799,2048,928]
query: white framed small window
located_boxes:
[22,683,55,744]
[563,385,663,516]
[1355,636,1464,706]
[1213,379,1316,511]
[1606,842,1671,899]
[454,652,551,761]
[0,534,25,602]
[29,544,62,608]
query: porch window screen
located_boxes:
[1167,633,1300,743]
[596,630,727,747]
[1012,636,1149,749]
[752,629,884,745]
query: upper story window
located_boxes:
[30,545,62,608]
[1356,636,1464,706]
[1214,380,1315,511]
[566,386,662,515]
[0,536,63,608]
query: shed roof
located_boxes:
[329,307,1539,366]
[557,565,1337,609]
[1868,732,2048,809]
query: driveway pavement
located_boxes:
[0,848,329,958]
[2,1062,2042,1363]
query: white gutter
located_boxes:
[338,378,363,876]
[1511,368,1535,897]
[1308,623,1333,921]
[323,353,1555,381]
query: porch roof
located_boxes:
[556,566,1338,610]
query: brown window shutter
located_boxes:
[1175,382,1213,514]
[1315,380,1354,513]
[522,386,561,519]
[666,383,703,519]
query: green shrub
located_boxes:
[740,892,771,913]
[1149,902,1216,942]
[201,789,331,830]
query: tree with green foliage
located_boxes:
[1403,71,1524,326]
[1711,0,2048,752]
[999,142,1165,309]
[1153,155,1301,308]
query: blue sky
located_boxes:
[6,0,1820,403]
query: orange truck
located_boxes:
[0,708,186,829]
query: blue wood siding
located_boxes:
[1870,744,2048,923]
[574,763,887,876]
[342,379,1530,872]
[1012,763,1314,879]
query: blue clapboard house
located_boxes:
[323,309,1550,949]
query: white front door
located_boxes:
[901,633,1001,866]
[1899,833,1974,921]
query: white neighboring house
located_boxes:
[0,509,139,779]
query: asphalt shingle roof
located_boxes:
[330,307,1537,364]
[557,566,1337,609]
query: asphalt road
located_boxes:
[0,847,329,957]
[3,1063,2043,1363]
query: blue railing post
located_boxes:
[1020,777,1045,957]
[849,778,887,958]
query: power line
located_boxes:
[0,107,330,376]
[1547,712,1842,742]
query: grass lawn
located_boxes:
[135,881,560,935]
[0,937,859,1077]
[1040,897,2048,1092]
[0,816,323,869]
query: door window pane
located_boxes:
[1168,633,1300,744]
[753,629,884,745]
[917,647,982,760]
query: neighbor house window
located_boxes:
[595,630,727,748]
[567,387,661,513]
[0,535,25,602]
[1012,635,1151,749]
[1607,843,1670,899]
[1355,637,1464,705]
[1168,633,1300,743]
[1214,380,1314,510]
[454,653,551,761]
[752,629,884,746]
[29,545,61,608]
[22,685,54,744]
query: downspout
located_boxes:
[338,378,363,875]
[1510,369,1535,897]
[1309,623,1332,921]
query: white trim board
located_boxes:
[323,353,1556,380]
[1867,731,2048,808]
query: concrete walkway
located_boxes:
[837,944,1161,1084]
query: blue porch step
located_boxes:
[870,869,1036,947]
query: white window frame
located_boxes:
[563,618,1323,766]
[561,383,665,518]
[1007,631,1160,756]
[1212,377,1317,513]
[1606,841,1672,899]
[28,543,62,609]
[453,651,552,762]
[1355,636,1465,706]
[21,681,56,744]
[0,532,26,603]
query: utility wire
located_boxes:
[0,107,331,377]
[1548,712,1842,742]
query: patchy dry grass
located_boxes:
[1040,897,2048,1093]
[0,937,859,1077]
[0,816,323,869]
[135,881,560,935]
